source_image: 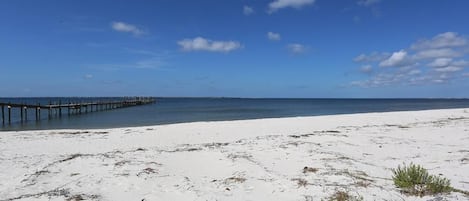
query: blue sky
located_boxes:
[1,0,469,98]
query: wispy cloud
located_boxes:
[351,32,469,87]
[287,43,307,54]
[357,0,383,17]
[134,57,166,69]
[357,0,381,7]
[124,48,171,57]
[434,66,463,72]
[360,65,373,73]
[111,21,145,36]
[85,59,165,71]
[177,37,242,53]
[353,16,361,23]
[85,42,108,48]
[243,6,254,16]
[85,49,170,70]
[428,58,453,67]
[268,0,315,13]
[354,52,390,62]
[84,74,93,79]
[411,32,467,50]
[413,48,462,60]
[267,32,281,41]
[128,49,170,69]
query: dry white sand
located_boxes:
[1,108,469,201]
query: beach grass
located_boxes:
[392,163,451,196]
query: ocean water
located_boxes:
[1,97,469,131]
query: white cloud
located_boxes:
[411,32,467,50]
[177,37,242,53]
[357,0,381,7]
[463,73,469,77]
[379,50,408,67]
[267,32,281,41]
[111,21,145,36]
[287,43,307,54]
[428,58,453,67]
[268,0,315,13]
[243,6,254,15]
[351,32,469,87]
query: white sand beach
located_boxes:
[1,108,469,201]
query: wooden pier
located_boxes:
[0,97,155,125]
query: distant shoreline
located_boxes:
[2,96,469,99]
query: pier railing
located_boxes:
[0,97,155,125]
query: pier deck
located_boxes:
[0,97,155,124]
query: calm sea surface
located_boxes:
[1,97,469,131]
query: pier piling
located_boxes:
[24,107,28,121]
[8,105,11,124]
[35,107,38,121]
[1,105,4,124]
[20,105,23,122]
[48,101,52,119]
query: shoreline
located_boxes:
[3,106,469,132]
[1,108,469,200]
